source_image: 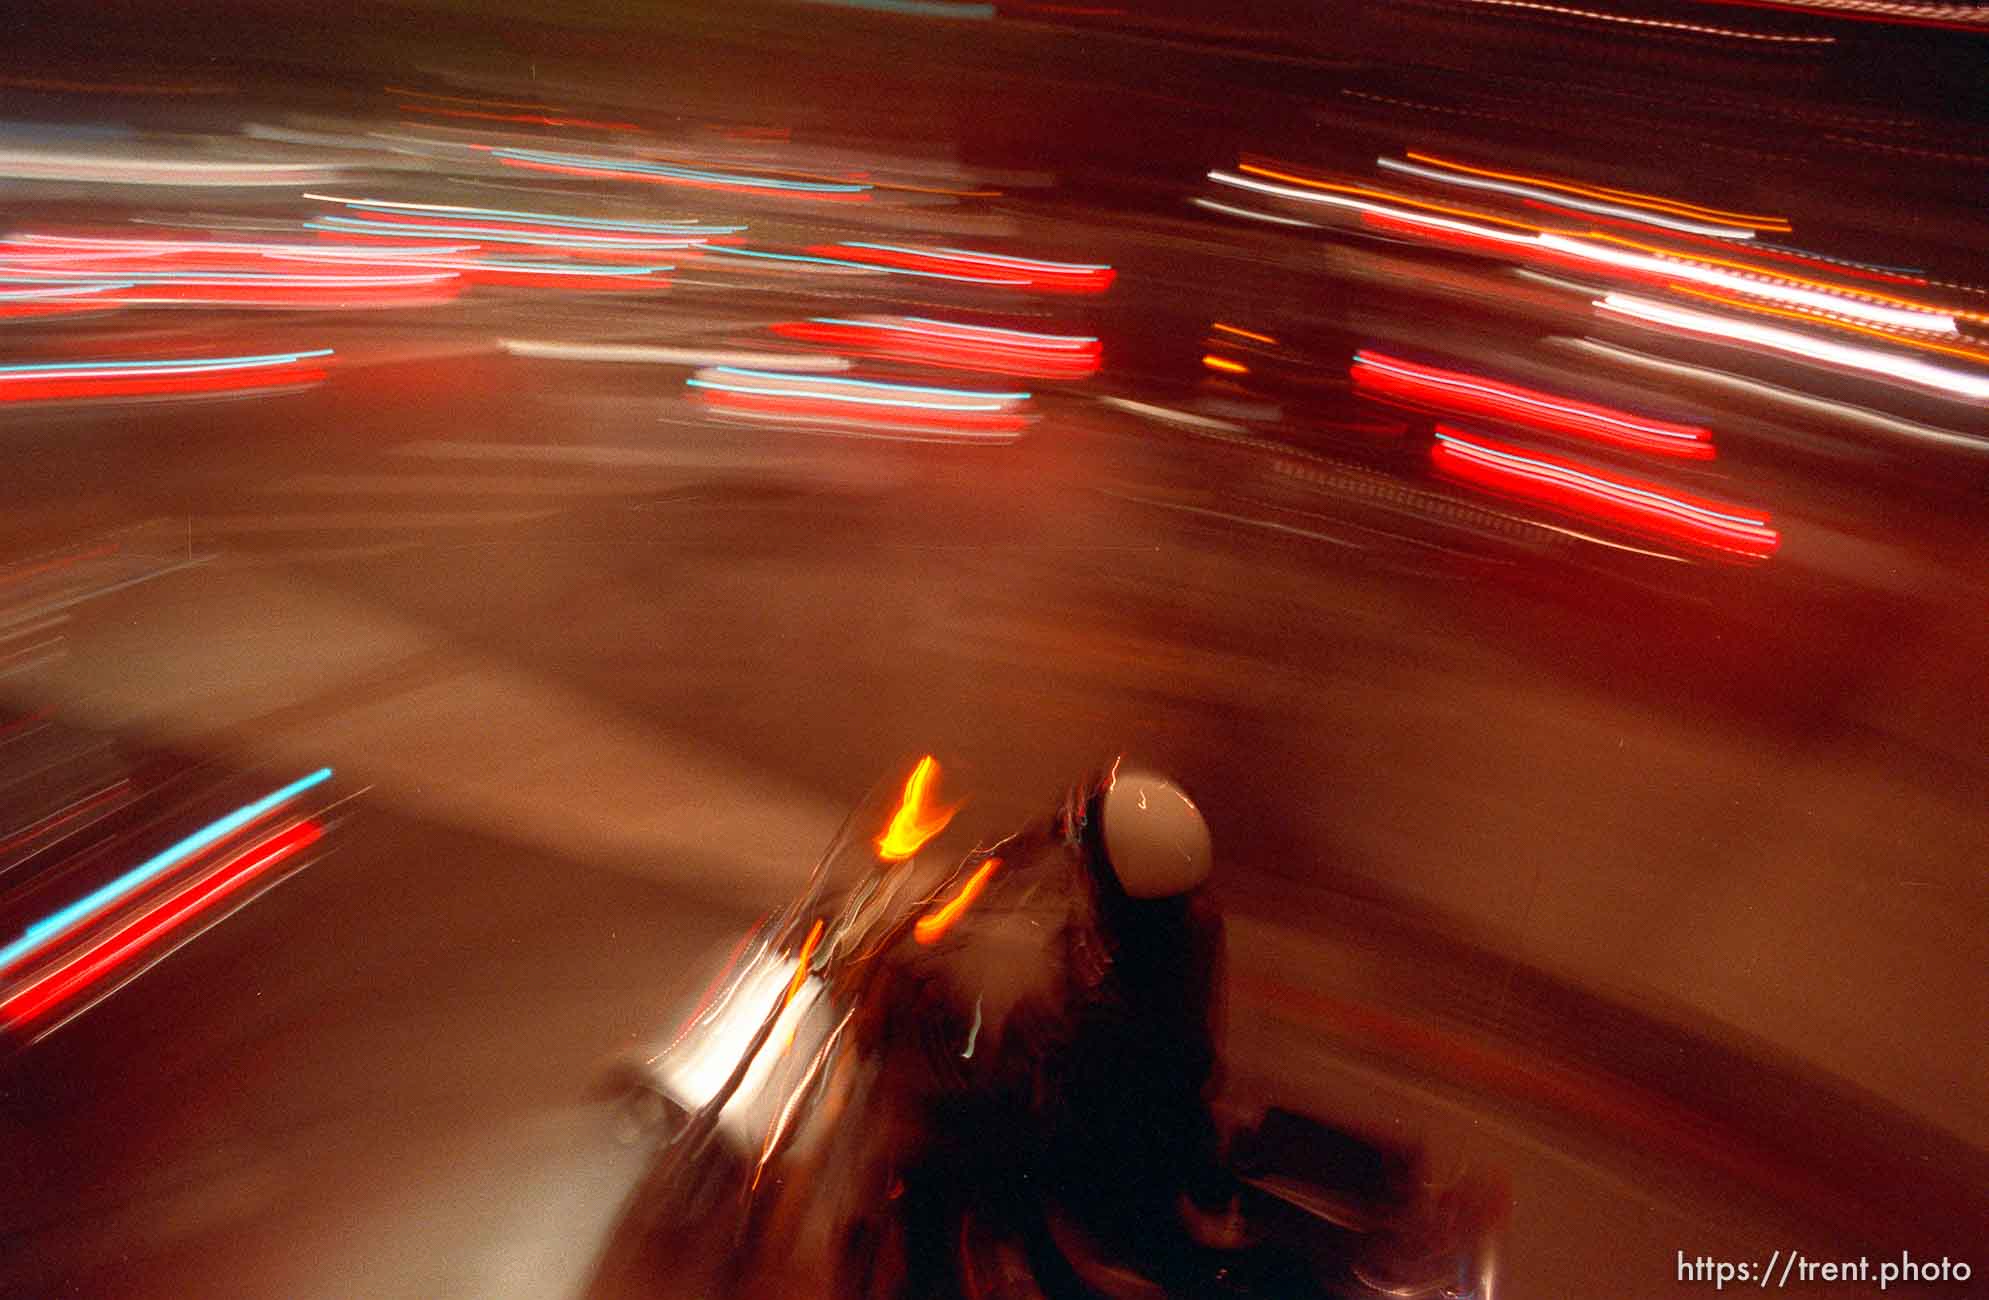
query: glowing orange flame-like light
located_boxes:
[876,756,957,861]
[914,858,1002,946]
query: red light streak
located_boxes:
[769,318,1100,378]
[1355,210,1522,257]
[807,244,1115,293]
[1353,351,1715,458]
[0,298,122,320]
[0,708,55,743]
[1431,429,1778,560]
[0,363,329,403]
[696,390,1030,435]
[0,780,133,859]
[0,542,119,588]
[0,820,324,1030]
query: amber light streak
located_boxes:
[1536,235,1958,333]
[1212,323,1276,345]
[1235,162,1551,235]
[1578,232,1984,328]
[876,756,957,861]
[784,919,825,1013]
[1597,293,1989,401]
[1402,152,1788,230]
[914,858,1001,945]
[810,243,1115,293]
[1665,285,1989,368]
[1203,354,1249,374]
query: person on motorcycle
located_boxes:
[847,759,1240,1295]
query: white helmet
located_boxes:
[1099,767,1213,899]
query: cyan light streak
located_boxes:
[0,767,333,975]
[0,350,332,375]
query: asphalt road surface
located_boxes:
[3,2,1987,1296]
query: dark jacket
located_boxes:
[850,790,1228,1260]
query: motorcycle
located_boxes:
[586,757,1502,1299]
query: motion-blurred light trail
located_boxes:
[817,243,1116,293]
[0,768,333,976]
[1707,0,1989,30]
[1395,152,1789,232]
[488,147,874,199]
[0,350,333,401]
[305,194,746,237]
[690,368,1029,409]
[0,819,325,1031]
[1538,235,1959,333]
[1352,351,1717,458]
[1432,429,1780,559]
[1190,197,1319,228]
[1666,286,1989,366]
[1597,293,1989,401]
[0,148,344,185]
[1209,169,1539,249]
[307,214,709,251]
[502,340,850,370]
[1573,233,1980,325]
[770,316,1101,377]
[1380,159,1769,239]
[705,244,1026,284]
[914,857,1001,944]
[690,366,1032,438]
[1454,0,1835,41]
[1551,336,1989,451]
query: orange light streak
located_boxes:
[785,918,825,1011]
[1666,285,1989,366]
[1212,322,1276,344]
[914,858,1001,945]
[1405,151,1788,230]
[1588,233,1986,326]
[1237,163,1549,234]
